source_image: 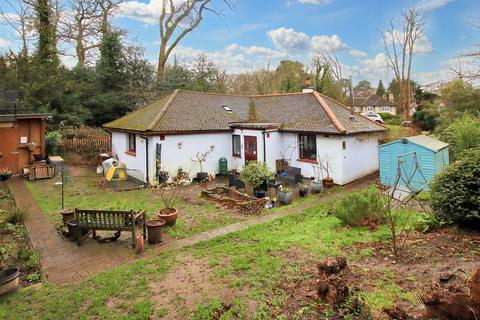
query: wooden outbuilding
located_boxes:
[0,113,50,173]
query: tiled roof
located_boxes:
[353,94,395,107]
[104,90,386,135]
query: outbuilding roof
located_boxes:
[380,135,449,152]
[104,90,386,135]
[405,135,449,152]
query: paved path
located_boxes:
[8,175,375,285]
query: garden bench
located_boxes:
[73,209,146,248]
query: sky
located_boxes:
[1,0,479,86]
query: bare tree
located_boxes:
[0,0,35,57]
[157,0,234,78]
[382,7,426,119]
[96,0,121,36]
[58,0,100,66]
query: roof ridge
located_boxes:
[249,92,307,98]
[312,91,346,133]
[146,90,179,131]
[176,89,246,98]
[316,91,387,129]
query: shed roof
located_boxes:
[104,90,386,135]
[405,135,449,152]
[0,113,51,123]
[380,135,449,152]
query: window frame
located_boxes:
[298,134,317,161]
[381,106,390,112]
[232,134,241,157]
[367,106,373,112]
[127,133,136,153]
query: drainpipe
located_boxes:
[262,130,267,163]
[140,136,149,184]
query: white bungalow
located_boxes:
[104,89,386,185]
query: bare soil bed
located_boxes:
[275,227,480,319]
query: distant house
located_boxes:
[353,94,397,115]
[0,113,50,173]
[104,89,386,186]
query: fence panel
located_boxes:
[61,137,110,154]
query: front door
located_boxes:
[244,136,257,163]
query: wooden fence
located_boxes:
[61,137,110,154]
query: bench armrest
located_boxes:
[133,210,145,221]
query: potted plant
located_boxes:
[319,154,334,187]
[26,142,37,151]
[311,155,324,194]
[277,187,293,204]
[191,150,210,182]
[0,169,13,181]
[153,186,179,226]
[240,161,274,198]
[299,183,308,197]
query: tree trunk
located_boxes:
[157,43,167,78]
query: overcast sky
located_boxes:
[1,0,478,85]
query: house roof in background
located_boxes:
[353,94,395,107]
[104,90,386,135]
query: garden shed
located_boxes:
[379,135,449,191]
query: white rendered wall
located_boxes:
[111,131,148,181]
[149,132,232,181]
[341,134,380,184]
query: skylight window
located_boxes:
[222,105,233,113]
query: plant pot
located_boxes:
[197,172,208,182]
[0,268,20,296]
[245,183,254,196]
[60,209,75,225]
[0,174,12,181]
[255,190,266,198]
[157,208,178,226]
[146,219,166,244]
[227,173,237,187]
[323,177,334,187]
[278,190,293,204]
[310,181,324,194]
[299,189,308,197]
[33,154,43,161]
[234,179,245,189]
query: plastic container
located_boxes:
[219,157,228,176]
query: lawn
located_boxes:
[0,193,430,319]
[24,167,250,239]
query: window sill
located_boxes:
[297,158,318,164]
[125,150,136,156]
[232,154,242,158]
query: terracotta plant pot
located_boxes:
[0,268,19,296]
[146,219,166,244]
[323,177,334,187]
[157,208,178,226]
[60,209,75,225]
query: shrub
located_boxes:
[440,113,480,160]
[430,148,480,227]
[45,131,62,155]
[240,161,274,190]
[412,108,438,131]
[333,186,385,227]
[379,113,402,125]
[5,208,27,224]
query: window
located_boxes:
[381,106,390,112]
[367,106,373,112]
[232,135,241,157]
[299,134,317,160]
[128,133,136,152]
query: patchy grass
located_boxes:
[2,185,431,319]
[24,170,249,239]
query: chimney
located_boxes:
[302,77,314,93]
[349,76,355,116]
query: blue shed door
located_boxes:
[397,152,427,191]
